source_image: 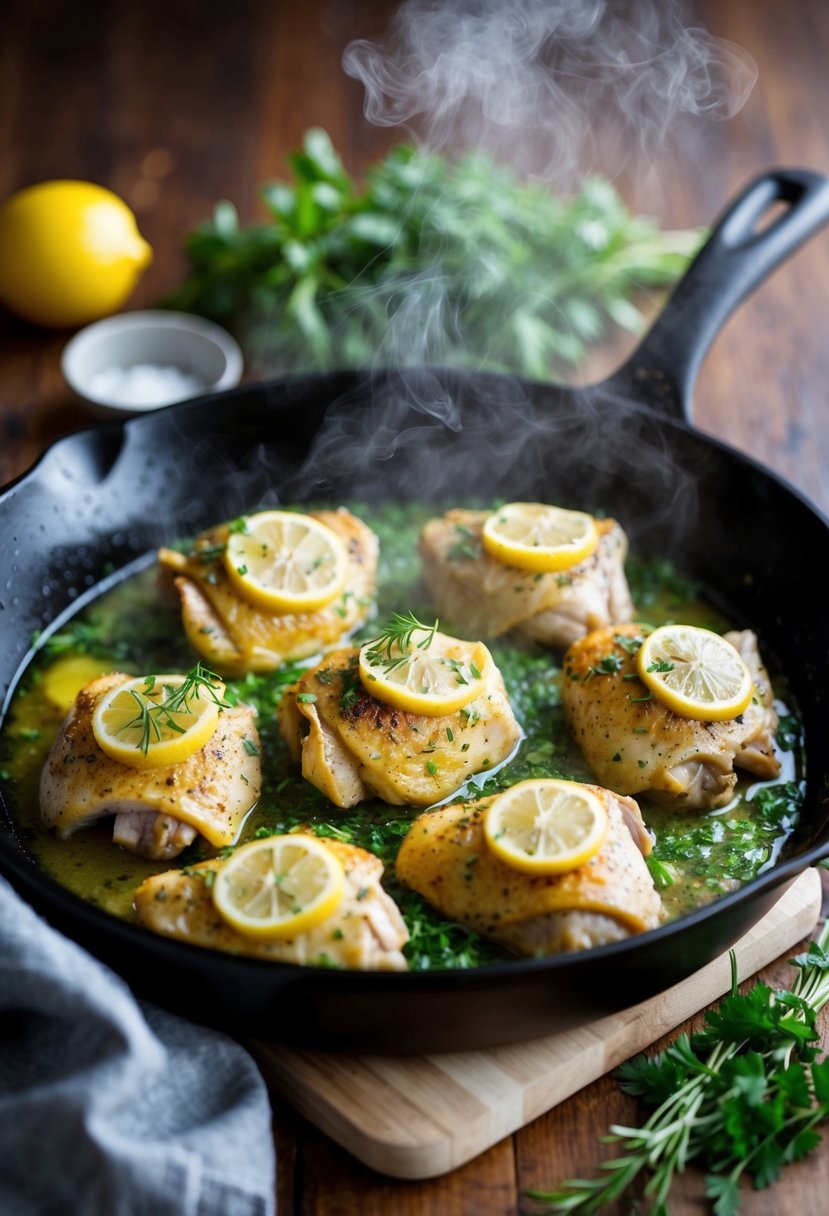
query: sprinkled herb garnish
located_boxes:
[614,633,645,655]
[447,524,481,562]
[584,654,624,681]
[646,659,675,674]
[338,662,363,715]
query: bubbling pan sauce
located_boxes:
[0,502,804,971]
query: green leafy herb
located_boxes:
[528,921,829,1215]
[117,662,228,755]
[364,612,438,673]
[164,128,702,380]
[583,654,623,680]
[614,633,645,655]
[338,661,363,715]
[447,524,482,562]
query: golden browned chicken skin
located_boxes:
[278,647,521,808]
[562,624,780,810]
[40,673,262,860]
[418,508,633,647]
[134,837,409,971]
[158,507,378,675]
[395,784,661,955]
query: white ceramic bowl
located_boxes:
[61,310,244,419]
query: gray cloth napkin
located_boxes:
[0,875,276,1216]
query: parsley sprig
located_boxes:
[120,662,230,755]
[363,612,438,674]
[529,919,829,1215]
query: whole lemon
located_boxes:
[0,180,153,328]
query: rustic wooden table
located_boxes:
[3,1,829,1212]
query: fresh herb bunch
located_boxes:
[164,128,703,379]
[529,918,829,1216]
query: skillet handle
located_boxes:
[607,169,829,421]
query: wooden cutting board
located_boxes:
[251,868,821,1180]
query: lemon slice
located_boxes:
[635,624,753,721]
[481,502,599,572]
[212,835,345,940]
[42,654,113,714]
[484,778,609,875]
[91,673,224,769]
[358,628,489,716]
[224,510,348,613]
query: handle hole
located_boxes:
[752,198,790,235]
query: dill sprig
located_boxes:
[363,612,438,674]
[120,662,230,754]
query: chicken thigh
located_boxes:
[158,507,378,675]
[135,837,409,970]
[278,646,521,807]
[40,673,261,860]
[395,784,661,955]
[562,624,780,810]
[418,508,633,647]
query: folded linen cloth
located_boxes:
[0,875,275,1216]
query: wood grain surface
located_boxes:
[3,2,829,1213]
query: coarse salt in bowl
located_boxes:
[61,310,244,419]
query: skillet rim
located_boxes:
[1,369,828,993]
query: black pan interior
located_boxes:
[1,367,828,1051]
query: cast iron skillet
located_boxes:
[2,169,829,1053]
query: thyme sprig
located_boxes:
[529,918,829,1216]
[120,662,230,754]
[363,612,438,674]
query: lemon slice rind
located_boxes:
[91,674,223,770]
[481,503,599,573]
[484,778,609,875]
[358,633,489,717]
[635,624,753,722]
[212,835,345,941]
[224,510,348,614]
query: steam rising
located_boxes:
[344,0,756,185]
[279,1,756,551]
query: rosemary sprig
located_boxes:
[120,662,230,754]
[529,917,829,1216]
[363,612,438,674]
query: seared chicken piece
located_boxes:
[135,838,409,971]
[40,673,261,860]
[158,508,378,675]
[419,508,632,647]
[396,785,661,955]
[278,647,521,808]
[562,624,780,810]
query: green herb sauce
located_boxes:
[0,501,803,968]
